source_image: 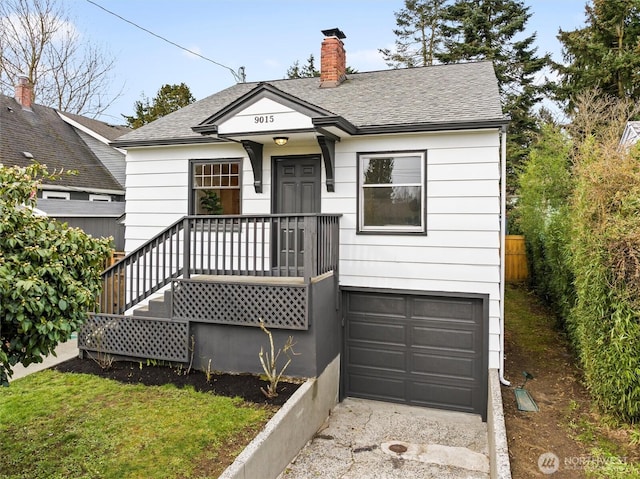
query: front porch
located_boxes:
[79,214,341,377]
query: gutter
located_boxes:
[112,118,510,149]
[39,184,125,196]
[499,125,510,387]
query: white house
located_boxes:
[90,28,508,421]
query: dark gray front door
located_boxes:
[273,156,321,273]
[344,290,488,419]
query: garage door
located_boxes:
[344,290,487,418]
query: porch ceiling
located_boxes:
[219,129,320,145]
[240,132,339,193]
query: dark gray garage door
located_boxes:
[344,290,487,418]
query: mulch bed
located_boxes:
[54,357,301,407]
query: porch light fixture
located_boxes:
[273,136,288,146]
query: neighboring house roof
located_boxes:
[58,111,130,141]
[73,128,127,187]
[0,94,127,192]
[114,61,505,147]
[36,198,126,218]
[620,121,640,148]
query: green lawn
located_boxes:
[0,370,271,479]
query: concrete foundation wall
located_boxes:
[488,369,512,478]
[190,275,340,378]
[220,354,341,479]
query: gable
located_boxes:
[217,97,314,136]
[192,82,341,140]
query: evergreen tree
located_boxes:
[379,0,450,67]
[554,0,640,112]
[364,157,394,185]
[436,0,549,191]
[286,54,320,79]
[124,83,195,129]
[286,54,357,79]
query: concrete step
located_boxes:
[132,290,173,318]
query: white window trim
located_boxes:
[358,151,426,234]
[89,194,112,202]
[42,190,70,200]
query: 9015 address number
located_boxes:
[254,115,275,124]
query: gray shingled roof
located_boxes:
[115,61,504,146]
[60,111,130,141]
[0,95,124,191]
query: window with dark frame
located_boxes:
[359,151,425,233]
[191,160,241,215]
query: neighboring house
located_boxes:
[87,29,508,421]
[620,121,640,149]
[0,77,128,250]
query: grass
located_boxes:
[504,284,561,357]
[0,370,271,479]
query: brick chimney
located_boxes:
[15,75,33,110]
[320,28,347,88]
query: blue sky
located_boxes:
[69,0,589,124]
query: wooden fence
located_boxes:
[107,251,126,267]
[505,235,528,282]
[101,251,125,314]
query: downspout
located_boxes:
[499,125,511,386]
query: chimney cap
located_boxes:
[321,28,346,40]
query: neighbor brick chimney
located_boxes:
[320,28,347,88]
[15,75,33,110]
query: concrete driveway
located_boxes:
[278,398,490,479]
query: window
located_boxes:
[191,160,241,215]
[89,194,111,202]
[358,151,425,233]
[42,190,70,200]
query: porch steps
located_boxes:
[132,290,172,319]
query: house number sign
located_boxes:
[254,115,276,124]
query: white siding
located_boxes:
[123,129,504,369]
[324,130,503,369]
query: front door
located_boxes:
[273,156,321,274]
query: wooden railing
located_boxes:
[98,214,341,315]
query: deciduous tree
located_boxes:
[0,0,119,117]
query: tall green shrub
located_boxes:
[518,92,640,420]
[516,123,574,322]
[0,163,112,386]
[569,136,640,420]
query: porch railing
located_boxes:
[99,214,340,315]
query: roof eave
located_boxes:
[355,118,510,135]
[111,136,226,148]
[312,116,358,136]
